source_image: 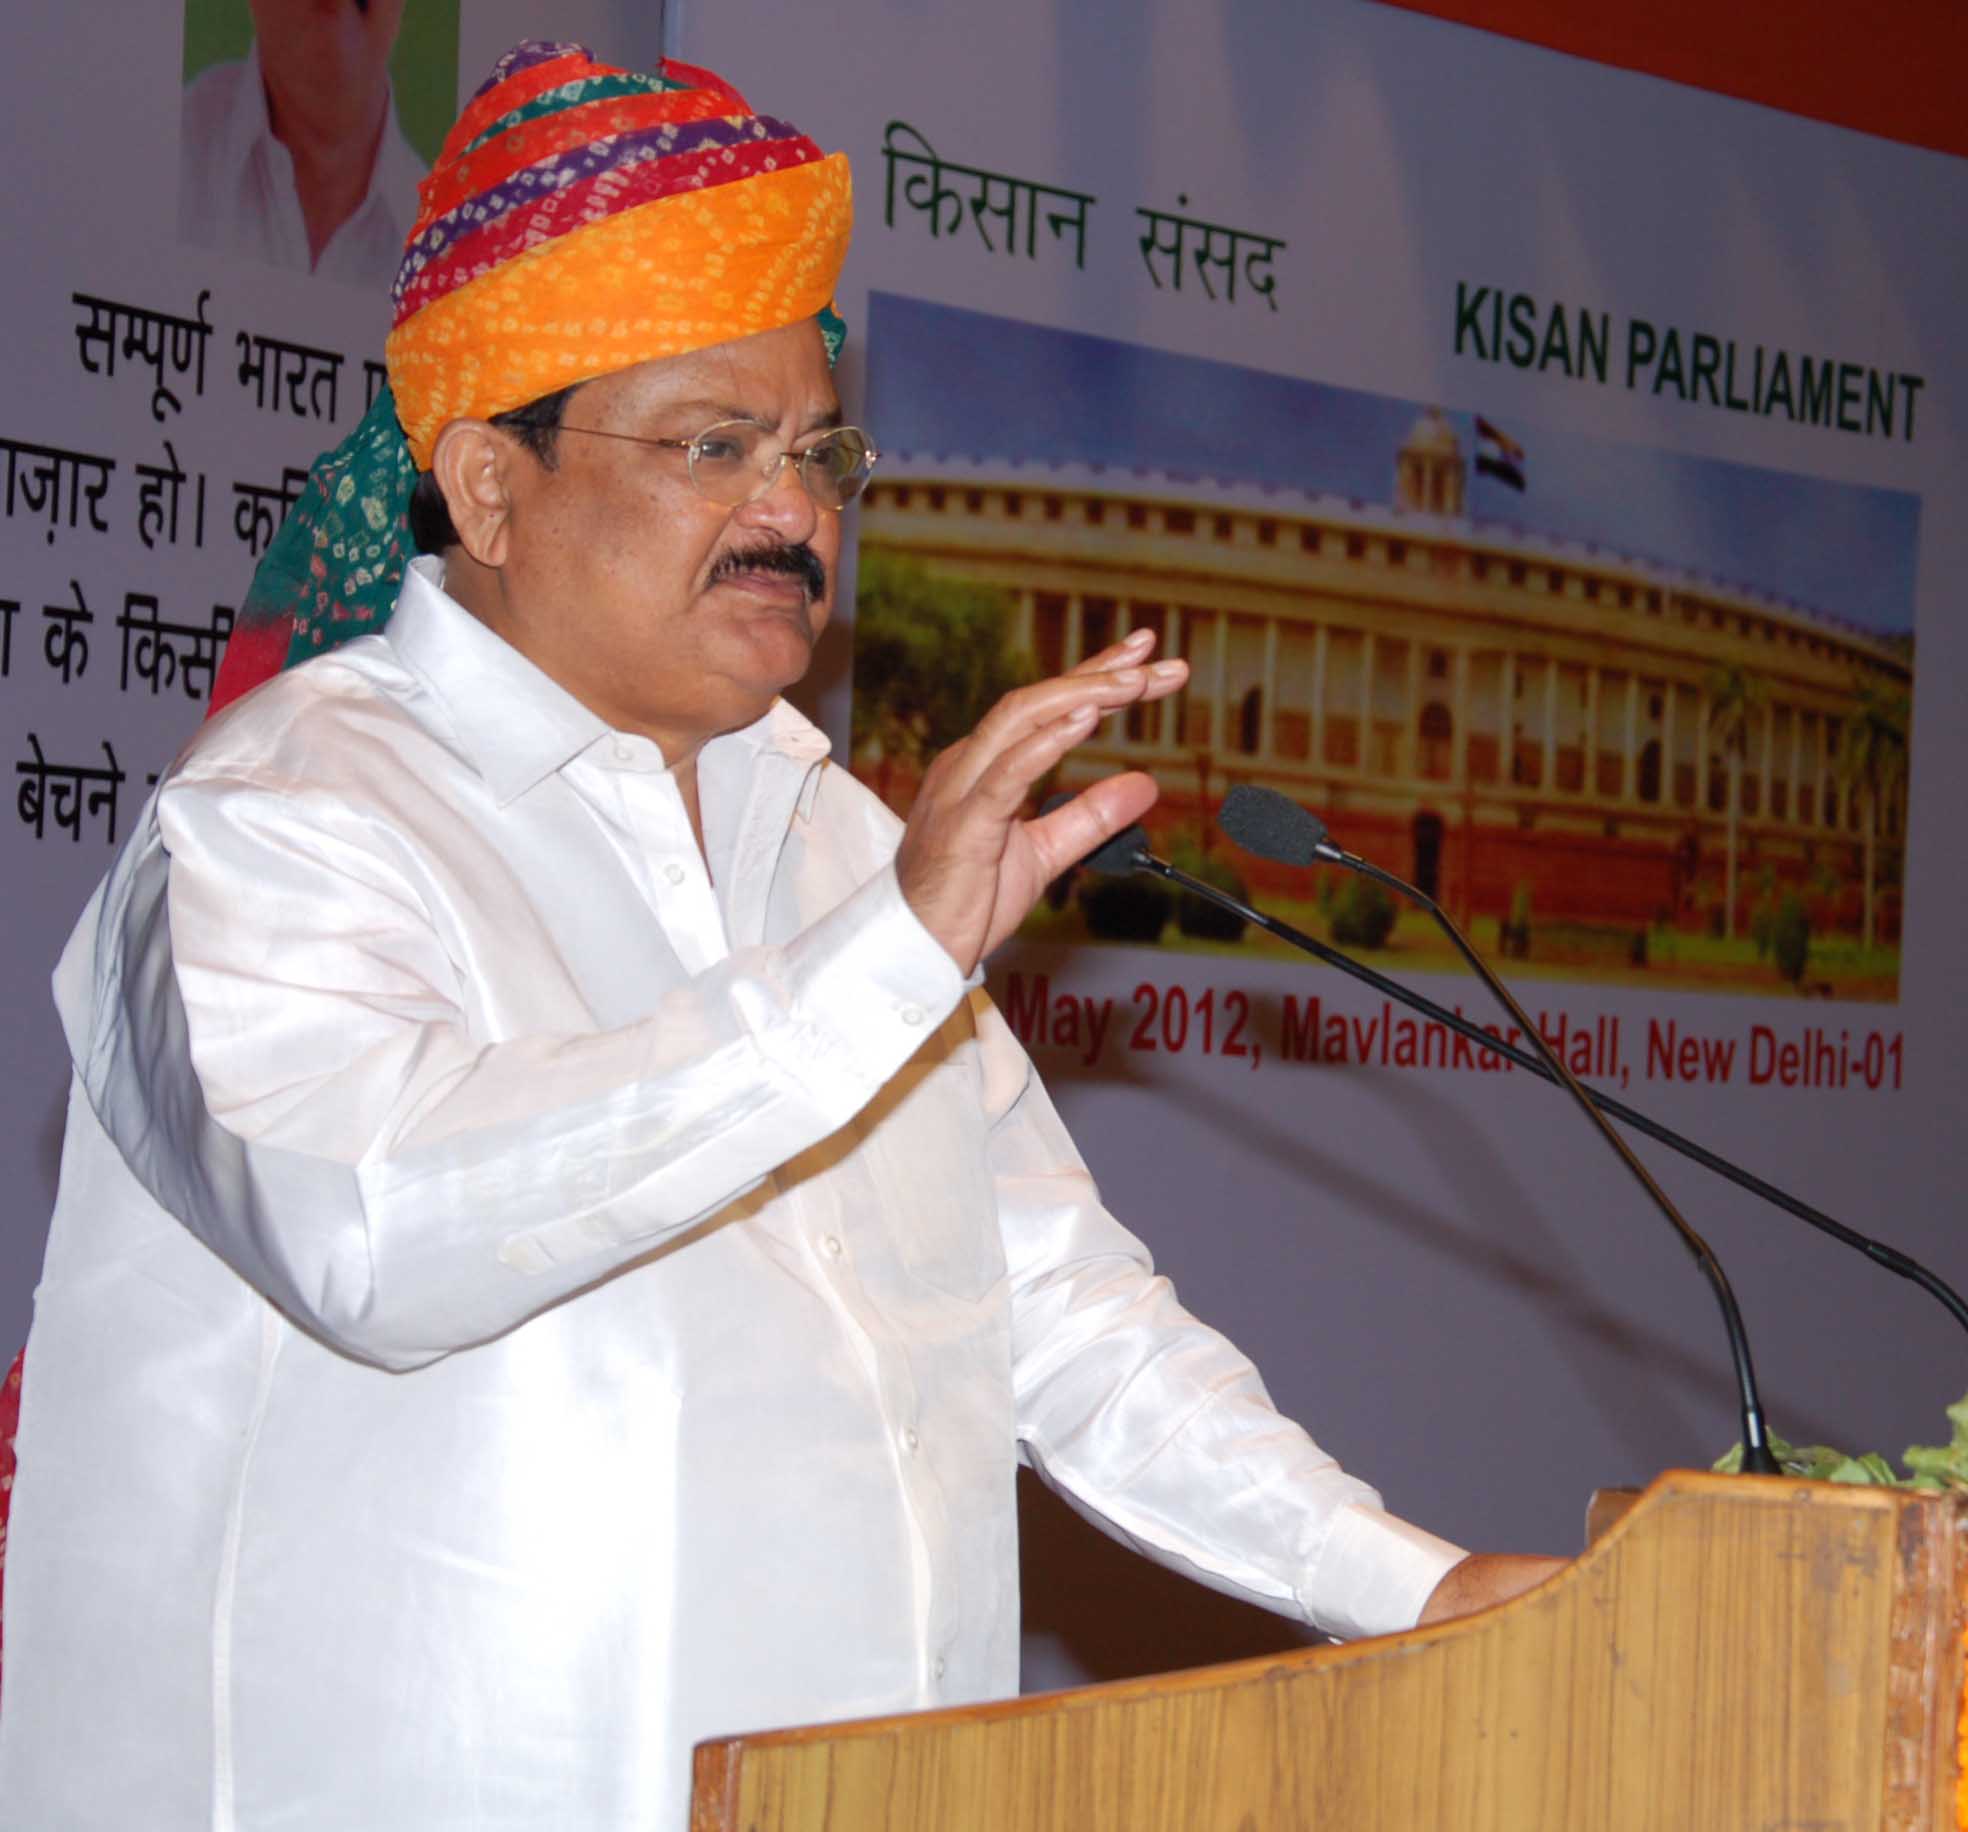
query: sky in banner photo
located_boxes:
[867,295,1919,632]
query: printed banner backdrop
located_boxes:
[0,6,665,1349]
[1,0,1962,1713]
[667,0,1968,1689]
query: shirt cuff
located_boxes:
[777,862,971,1110]
[1304,1502,1468,1641]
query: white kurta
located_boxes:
[0,559,1462,1829]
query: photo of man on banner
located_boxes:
[179,0,460,287]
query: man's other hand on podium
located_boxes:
[1418,1553,1568,1626]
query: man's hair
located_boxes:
[407,383,581,554]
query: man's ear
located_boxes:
[430,420,518,568]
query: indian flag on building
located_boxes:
[1475,416,1526,490]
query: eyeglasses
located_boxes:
[556,418,880,511]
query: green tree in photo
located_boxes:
[1835,679,1910,953]
[1771,893,1811,986]
[1330,876,1398,950]
[850,550,1034,809]
[1704,663,1766,942]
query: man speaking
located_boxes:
[0,42,1553,1829]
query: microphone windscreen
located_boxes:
[1084,824,1149,874]
[1220,784,1328,865]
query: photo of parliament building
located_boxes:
[855,412,1912,977]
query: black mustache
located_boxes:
[710,543,827,600]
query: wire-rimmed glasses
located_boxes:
[558,418,880,510]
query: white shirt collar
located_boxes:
[383,555,831,808]
[210,39,276,186]
[214,39,424,274]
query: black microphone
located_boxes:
[1218,784,1968,1341]
[1220,785,1785,1473]
[1218,784,1336,867]
[1084,824,1151,876]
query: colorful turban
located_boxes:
[210,41,853,715]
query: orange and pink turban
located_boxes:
[212,40,853,714]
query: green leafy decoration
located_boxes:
[1714,1391,1968,1491]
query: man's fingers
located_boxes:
[966,660,1188,770]
[919,653,1191,822]
[961,703,1103,819]
[1023,771,1161,882]
[1067,627,1157,677]
[949,672,1145,799]
[988,673,1139,736]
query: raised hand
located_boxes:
[895,628,1187,976]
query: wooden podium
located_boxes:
[692,1472,1966,1831]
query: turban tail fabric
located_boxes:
[209,40,852,715]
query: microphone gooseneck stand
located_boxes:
[1089,805,1781,1473]
[1204,787,1968,1343]
[1248,795,1782,1470]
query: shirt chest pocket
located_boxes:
[866,1028,1005,1304]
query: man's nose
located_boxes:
[735,453,822,543]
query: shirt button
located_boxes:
[899,1004,925,1027]
[664,862,686,886]
[934,1655,947,1680]
[902,1427,920,1453]
[611,739,634,765]
[822,1235,844,1258]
